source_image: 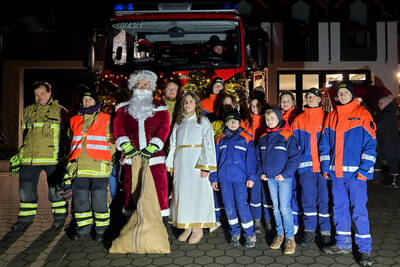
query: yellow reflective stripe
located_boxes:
[75,211,93,218]
[52,208,67,214]
[20,203,38,208]
[77,218,93,227]
[51,201,66,207]
[95,220,110,227]
[78,170,110,176]
[33,123,44,127]
[101,162,106,173]
[50,124,60,129]
[32,159,58,163]
[19,210,37,216]
[94,212,110,219]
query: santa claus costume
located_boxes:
[113,70,170,217]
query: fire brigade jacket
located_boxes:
[210,128,257,183]
[256,128,301,180]
[319,100,377,180]
[291,106,326,174]
[69,110,113,178]
[20,99,67,166]
[240,113,266,145]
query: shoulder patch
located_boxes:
[279,129,293,141]
[216,133,226,145]
[240,131,252,142]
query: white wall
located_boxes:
[261,21,398,103]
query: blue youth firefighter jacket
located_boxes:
[256,127,301,179]
[209,128,257,183]
[291,106,326,174]
[319,99,377,180]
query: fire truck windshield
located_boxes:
[106,19,242,71]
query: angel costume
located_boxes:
[166,114,217,228]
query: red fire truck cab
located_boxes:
[102,2,246,88]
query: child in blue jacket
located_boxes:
[210,109,257,248]
[256,108,301,255]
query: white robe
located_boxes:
[165,114,217,229]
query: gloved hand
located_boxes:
[10,154,21,176]
[121,142,140,158]
[65,160,78,178]
[140,143,159,162]
[56,176,73,200]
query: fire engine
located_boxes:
[99,1,266,94]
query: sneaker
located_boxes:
[323,245,352,255]
[270,234,285,249]
[244,235,256,248]
[299,231,314,248]
[52,220,65,229]
[11,222,31,231]
[284,237,296,255]
[229,235,240,247]
[254,220,262,234]
[359,253,373,266]
[209,221,221,233]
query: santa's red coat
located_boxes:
[113,100,170,216]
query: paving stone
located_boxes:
[197,243,215,250]
[334,255,357,265]
[235,255,254,265]
[203,264,224,267]
[152,256,173,265]
[173,256,194,265]
[88,258,111,266]
[68,258,91,266]
[293,255,315,265]
[255,255,275,265]
[110,258,134,266]
[68,252,87,260]
[193,255,214,265]
[275,255,295,265]
[374,256,396,265]
[186,249,205,257]
[131,257,154,266]
[214,255,234,264]
[86,251,108,260]
[225,248,243,257]
[206,249,224,257]
[245,248,263,257]
[6,260,28,267]
[315,255,336,264]
[166,249,185,258]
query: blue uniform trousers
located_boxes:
[332,177,371,254]
[249,177,272,222]
[299,172,331,233]
[220,181,255,237]
[291,174,302,228]
[213,189,225,222]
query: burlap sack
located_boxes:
[109,156,170,254]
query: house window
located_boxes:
[341,0,377,61]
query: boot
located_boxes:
[11,221,31,231]
[299,231,314,248]
[95,234,104,243]
[265,220,272,231]
[244,235,256,248]
[188,227,203,244]
[52,219,65,229]
[229,235,240,247]
[284,237,296,255]
[389,174,399,189]
[323,245,352,255]
[178,228,192,242]
[254,219,262,234]
[321,234,331,246]
[270,234,284,249]
[359,253,373,266]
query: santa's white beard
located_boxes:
[128,89,154,120]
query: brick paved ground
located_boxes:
[0,169,399,267]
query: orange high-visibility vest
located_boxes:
[69,112,112,161]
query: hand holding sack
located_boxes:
[140,143,158,162]
[122,142,140,158]
[10,154,20,176]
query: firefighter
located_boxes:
[10,81,69,231]
[65,86,113,242]
[319,82,375,267]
